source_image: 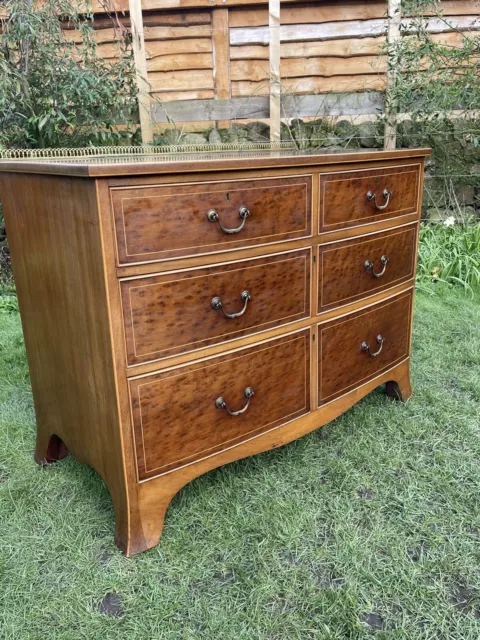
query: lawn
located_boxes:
[0,287,479,640]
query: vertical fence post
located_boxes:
[212,8,231,130]
[269,0,280,142]
[128,0,153,144]
[384,0,402,150]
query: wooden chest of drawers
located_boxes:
[0,148,430,555]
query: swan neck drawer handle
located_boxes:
[215,387,254,416]
[364,255,389,278]
[361,335,385,358]
[211,290,251,319]
[366,189,392,210]
[207,205,251,234]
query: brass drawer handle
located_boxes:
[211,290,251,319]
[364,255,389,278]
[215,386,254,416]
[207,205,251,234]
[361,335,384,358]
[367,189,392,210]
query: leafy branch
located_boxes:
[0,0,139,148]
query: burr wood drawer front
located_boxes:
[121,249,311,366]
[111,175,312,265]
[318,291,412,406]
[129,330,311,480]
[318,225,417,312]
[319,164,420,233]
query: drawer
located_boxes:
[318,225,417,312]
[318,292,412,405]
[129,330,311,479]
[111,175,312,265]
[122,249,311,365]
[319,164,420,232]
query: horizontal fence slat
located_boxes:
[152,96,268,120]
[281,92,385,118]
[151,91,385,122]
[230,15,480,46]
[283,75,387,94]
[231,56,386,82]
[147,52,212,71]
[230,19,388,46]
[144,25,213,40]
[145,38,212,58]
[281,36,386,59]
[64,27,119,43]
[403,15,480,34]
[230,45,269,60]
[229,1,387,28]
[232,75,386,97]
[151,89,215,102]
[149,68,214,91]
[231,37,386,61]
[141,10,211,26]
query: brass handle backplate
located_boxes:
[361,334,384,358]
[211,290,251,319]
[207,205,251,234]
[366,189,392,211]
[364,255,389,278]
[215,386,254,416]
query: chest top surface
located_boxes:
[0,147,431,177]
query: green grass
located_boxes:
[0,287,479,640]
[417,222,480,291]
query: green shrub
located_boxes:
[417,220,480,291]
[0,0,139,148]
[385,1,480,182]
[0,294,18,314]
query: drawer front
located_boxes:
[318,292,412,405]
[122,249,311,365]
[111,175,312,265]
[130,331,310,479]
[320,164,420,232]
[318,225,417,312]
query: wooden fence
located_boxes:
[6,0,480,141]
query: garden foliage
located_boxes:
[0,0,139,148]
[387,0,480,179]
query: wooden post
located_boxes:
[269,0,280,143]
[212,8,231,130]
[128,0,153,144]
[384,0,402,150]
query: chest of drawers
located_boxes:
[0,148,430,555]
